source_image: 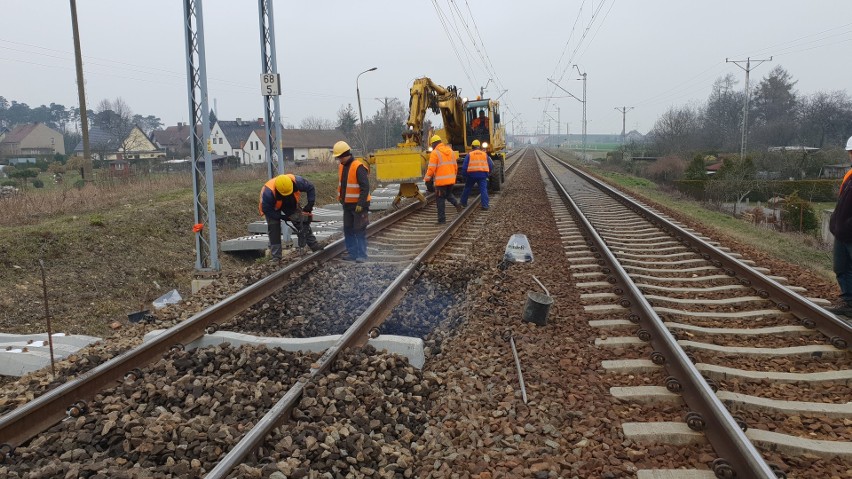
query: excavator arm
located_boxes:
[404,77,465,147]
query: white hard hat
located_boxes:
[846,136,852,151]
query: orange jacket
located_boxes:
[424,143,458,186]
[258,174,300,216]
[338,158,372,204]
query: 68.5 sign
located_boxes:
[260,73,281,96]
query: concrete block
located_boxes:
[0,332,101,376]
[191,279,215,294]
[637,471,715,479]
[221,234,269,252]
[622,422,706,446]
[144,330,426,369]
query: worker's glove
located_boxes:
[355,205,364,214]
[425,180,435,193]
[303,202,313,213]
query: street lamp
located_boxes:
[356,67,377,126]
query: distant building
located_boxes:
[150,123,198,158]
[210,118,265,159]
[0,123,65,157]
[706,162,723,175]
[74,125,163,161]
[242,129,341,165]
[7,157,37,166]
[767,146,820,153]
[821,164,849,179]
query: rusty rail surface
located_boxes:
[537,148,780,478]
[205,149,526,478]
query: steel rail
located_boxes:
[537,149,779,478]
[542,149,852,348]
[205,152,527,478]
[0,196,427,450]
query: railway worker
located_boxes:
[459,139,494,211]
[424,134,463,224]
[333,140,371,263]
[471,109,487,132]
[259,173,322,260]
[828,135,852,315]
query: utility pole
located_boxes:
[258,0,285,177]
[533,96,568,147]
[727,56,772,159]
[375,97,391,148]
[614,106,634,146]
[574,65,587,160]
[547,76,586,159]
[69,0,91,181]
[183,0,219,272]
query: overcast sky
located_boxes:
[4,1,852,137]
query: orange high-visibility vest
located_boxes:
[258,174,299,216]
[467,149,489,173]
[425,143,458,186]
[338,159,371,203]
[842,168,852,192]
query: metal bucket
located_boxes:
[522,276,553,326]
[522,291,553,326]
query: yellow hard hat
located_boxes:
[430,134,442,144]
[274,175,294,196]
[471,140,481,147]
[332,140,351,158]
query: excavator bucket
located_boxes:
[372,145,428,207]
[373,145,426,183]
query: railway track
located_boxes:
[3,146,850,477]
[0,152,524,477]
[537,148,852,478]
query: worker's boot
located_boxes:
[269,244,282,260]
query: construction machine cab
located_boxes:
[466,100,495,146]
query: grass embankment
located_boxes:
[0,165,342,337]
[587,168,834,281]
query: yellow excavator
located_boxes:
[370,77,506,206]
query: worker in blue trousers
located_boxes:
[459,139,494,210]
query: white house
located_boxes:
[210,118,264,161]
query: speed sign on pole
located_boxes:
[261,73,281,96]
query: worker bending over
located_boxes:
[460,139,493,210]
[259,173,322,260]
[333,141,371,262]
[424,134,463,224]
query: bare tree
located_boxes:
[646,155,687,184]
[705,157,761,214]
[702,74,744,151]
[94,97,135,159]
[798,90,852,148]
[649,105,702,154]
[299,116,335,130]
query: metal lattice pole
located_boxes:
[183,0,219,272]
[258,0,285,178]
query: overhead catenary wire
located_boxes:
[541,0,612,133]
[429,0,524,130]
[430,0,476,88]
[0,37,350,101]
